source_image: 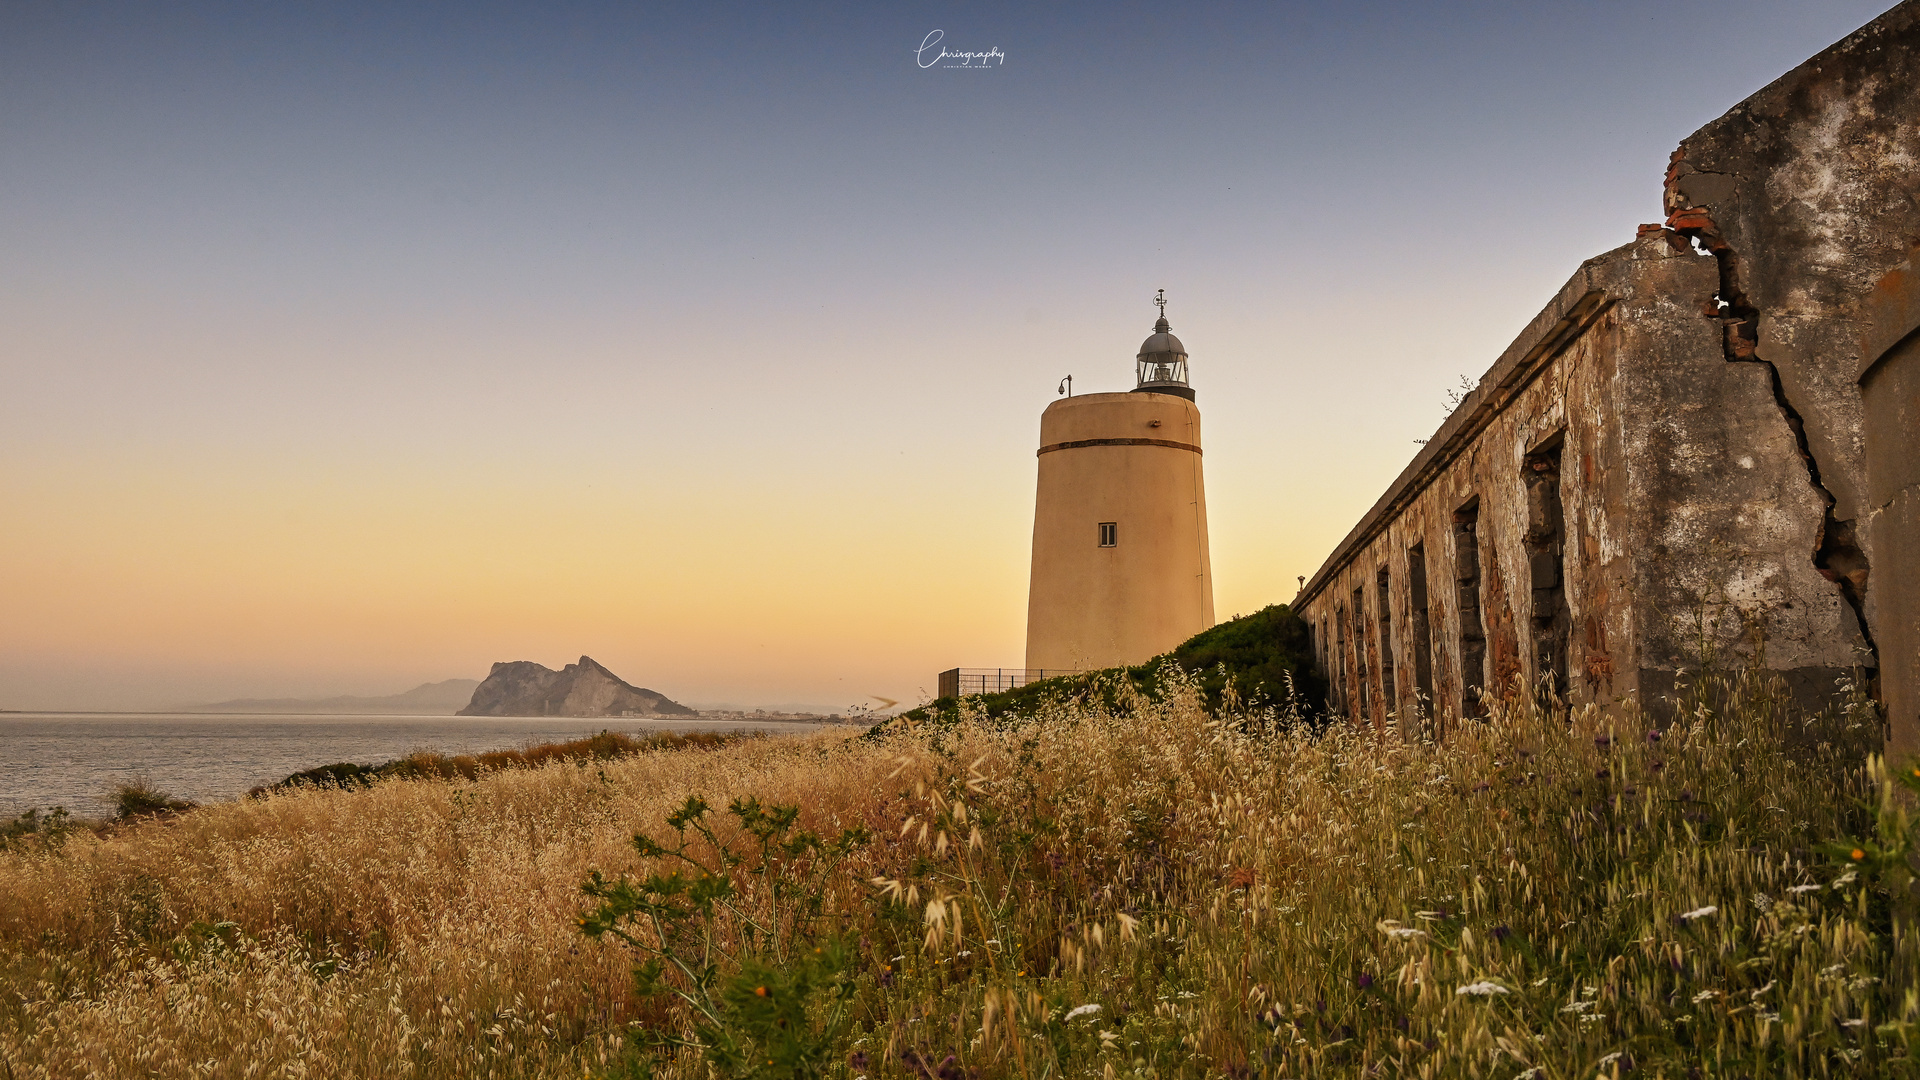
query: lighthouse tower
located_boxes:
[1024,295,1215,672]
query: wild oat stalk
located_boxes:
[0,665,1913,1079]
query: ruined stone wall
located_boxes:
[1301,238,1728,733]
[1297,1,1916,753]
[1662,0,1920,757]
[1300,227,1862,732]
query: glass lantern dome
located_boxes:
[1133,316,1193,400]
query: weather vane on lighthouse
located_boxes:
[1154,288,1167,321]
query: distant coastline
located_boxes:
[0,708,860,723]
[1,711,857,816]
[182,678,480,715]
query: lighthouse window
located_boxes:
[1098,522,1118,547]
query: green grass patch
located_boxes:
[898,603,1326,727]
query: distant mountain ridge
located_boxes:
[459,656,694,718]
[188,679,481,715]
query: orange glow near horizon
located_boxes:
[2,413,1336,709]
[1,446,1040,708]
[7,1,1886,711]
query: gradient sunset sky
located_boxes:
[0,0,1894,711]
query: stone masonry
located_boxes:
[1293,1,1920,763]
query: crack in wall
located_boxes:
[1666,195,1880,674]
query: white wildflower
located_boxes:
[1064,1004,1101,1021]
[1599,1052,1623,1066]
[1751,893,1774,913]
[1842,1018,1866,1028]
[1749,980,1776,1000]
[1455,981,1508,996]
[1833,871,1858,888]
[1787,884,1821,894]
[1691,990,1720,1004]
[1680,905,1718,921]
[1560,1001,1593,1014]
[1580,1013,1606,1024]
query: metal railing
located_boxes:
[936,668,1075,699]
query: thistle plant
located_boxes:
[579,795,870,1079]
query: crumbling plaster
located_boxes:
[1298,230,1861,732]
[1298,2,1917,754]
[1662,1,1920,752]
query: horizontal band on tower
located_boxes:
[1037,437,1203,457]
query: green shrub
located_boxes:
[899,604,1325,728]
[0,806,72,851]
[112,781,195,819]
[579,795,871,1078]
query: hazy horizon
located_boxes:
[2,0,1896,711]
[17,674,856,717]
[8,675,855,717]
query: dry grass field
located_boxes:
[1,669,1915,1079]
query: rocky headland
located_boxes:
[457,656,694,718]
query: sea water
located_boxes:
[0,713,832,816]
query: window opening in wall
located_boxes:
[1098,522,1117,547]
[1524,436,1571,704]
[1320,617,1331,704]
[1407,542,1436,735]
[1376,565,1396,722]
[1454,498,1487,718]
[1352,585,1370,723]
[1333,604,1347,714]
